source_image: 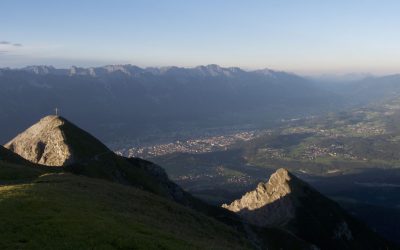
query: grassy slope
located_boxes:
[2,118,256,249]
[0,146,33,166]
[0,161,43,182]
[0,146,61,185]
[0,172,251,250]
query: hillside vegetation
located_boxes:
[0,171,251,250]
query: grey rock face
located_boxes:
[4,115,73,166]
[222,168,297,227]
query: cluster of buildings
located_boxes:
[345,122,385,136]
[118,131,259,158]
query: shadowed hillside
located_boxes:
[223,168,395,250]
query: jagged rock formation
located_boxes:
[5,116,73,166]
[223,168,296,226]
[223,168,394,250]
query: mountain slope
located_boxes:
[0,146,48,184]
[4,115,246,231]
[222,168,395,250]
[4,116,197,202]
[0,172,251,250]
[317,74,400,105]
[0,145,56,184]
[0,145,32,166]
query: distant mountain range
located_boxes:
[0,64,343,144]
[9,64,307,78]
[312,73,400,105]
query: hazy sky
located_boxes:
[1,0,400,74]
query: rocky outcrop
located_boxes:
[223,168,394,249]
[4,116,73,166]
[222,168,297,226]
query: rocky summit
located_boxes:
[222,168,296,227]
[5,116,73,166]
[4,115,110,167]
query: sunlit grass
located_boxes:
[0,173,250,250]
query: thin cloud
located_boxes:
[0,41,23,47]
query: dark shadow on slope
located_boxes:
[302,168,400,244]
[65,155,252,242]
[236,179,397,250]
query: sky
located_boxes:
[1,0,400,75]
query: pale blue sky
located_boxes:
[1,0,400,74]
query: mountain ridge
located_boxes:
[15,64,288,78]
[222,168,394,249]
